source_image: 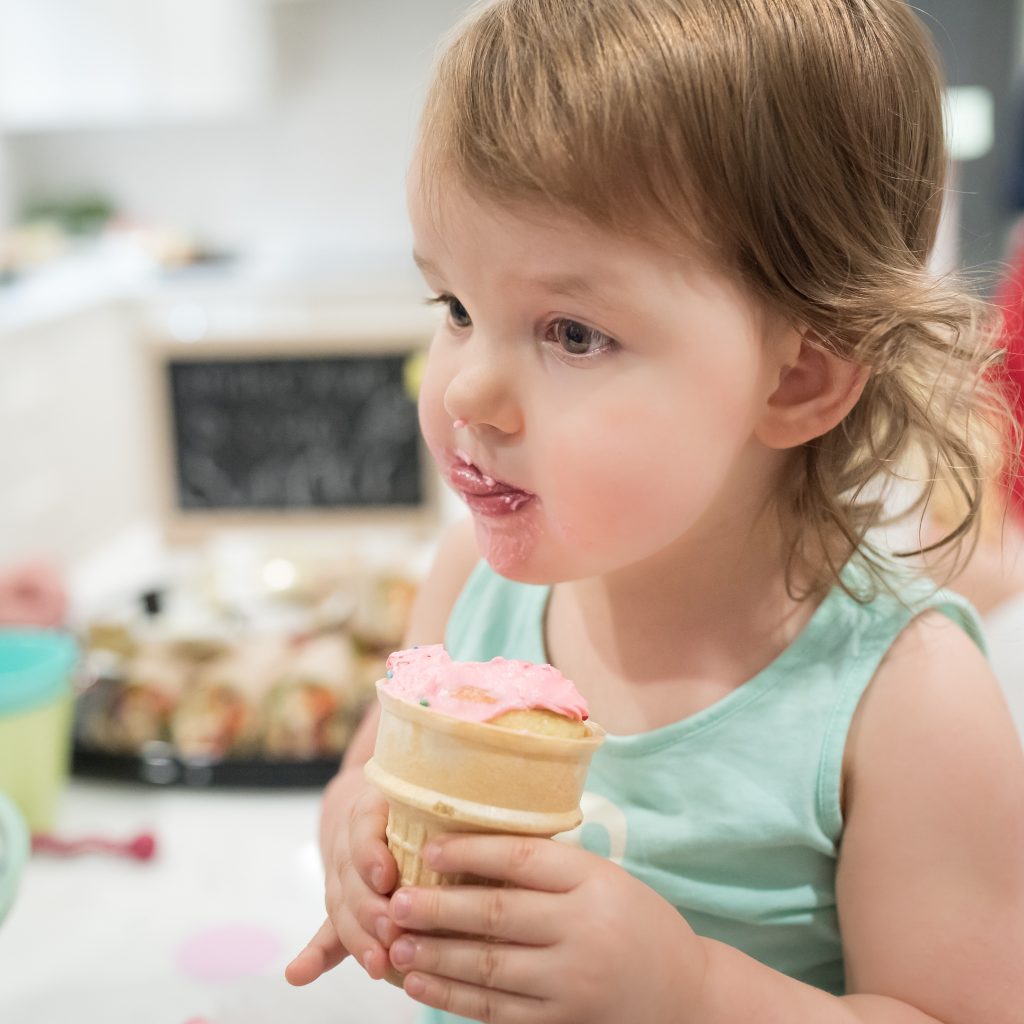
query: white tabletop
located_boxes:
[0,779,416,1024]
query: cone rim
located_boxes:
[364,757,583,834]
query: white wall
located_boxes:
[2,0,470,269]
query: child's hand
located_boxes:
[385,834,706,1023]
[285,780,401,985]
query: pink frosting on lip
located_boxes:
[381,644,589,724]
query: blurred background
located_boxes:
[0,2,1023,1022]
[1,0,1023,575]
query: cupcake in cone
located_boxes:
[363,644,604,889]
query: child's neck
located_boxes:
[545,504,820,725]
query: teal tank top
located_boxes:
[417,560,985,1023]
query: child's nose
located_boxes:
[442,348,523,437]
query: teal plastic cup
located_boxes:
[0,791,28,923]
[0,630,78,833]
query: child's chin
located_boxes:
[481,547,583,587]
[483,552,542,583]
[473,514,540,575]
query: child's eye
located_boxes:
[547,318,616,358]
[427,293,472,329]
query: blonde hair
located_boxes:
[417,0,1014,597]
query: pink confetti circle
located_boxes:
[177,923,283,981]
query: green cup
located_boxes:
[0,629,78,833]
[0,791,29,922]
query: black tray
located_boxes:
[72,741,340,789]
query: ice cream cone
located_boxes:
[364,684,605,888]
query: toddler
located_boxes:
[287,1,1024,1021]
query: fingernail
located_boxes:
[371,864,385,892]
[391,936,415,968]
[406,973,427,998]
[375,916,392,944]
[361,949,376,976]
[392,889,412,921]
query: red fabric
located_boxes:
[995,246,1024,522]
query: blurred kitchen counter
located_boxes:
[0,233,432,336]
[0,778,416,1024]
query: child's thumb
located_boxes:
[285,918,349,986]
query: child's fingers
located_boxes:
[390,885,562,945]
[399,969,545,1023]
[350,788,399,896]
[329,879,400,979]
[285,919,350,986]
[424,834,582,892]
[343,872,401,947]
[389,932,552,998]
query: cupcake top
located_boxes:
[381,644,589,724]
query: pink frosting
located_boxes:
[381,644,589,724]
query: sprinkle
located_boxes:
[419,699,430,707]
[386,670,393,678]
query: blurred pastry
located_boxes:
[262,633,358,760]
[79,644,188,753]
[171,638,287,758]
[348,573,418,651]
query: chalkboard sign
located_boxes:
[166,353,424,512]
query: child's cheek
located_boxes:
[541,402,738,554]
[541,421,663,540]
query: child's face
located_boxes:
[411,180,789,583]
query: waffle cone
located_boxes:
[364,684,604,987]
[364,685,605,886]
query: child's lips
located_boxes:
[446,459,536,515]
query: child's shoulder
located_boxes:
[827,560,996,765]
[832,559,987,658]
[859,601,997,724]
[842,589,1016,832]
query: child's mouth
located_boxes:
[446,454,536,516]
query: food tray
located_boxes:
[71,740,341,789]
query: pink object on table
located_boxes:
[0,560,67,628]
[177,923,283,982]
[32,832,157,860]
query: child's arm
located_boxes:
[384,613,1024,1024]
[285,517,480,986]
[833,612,1024,1020]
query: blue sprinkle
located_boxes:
[386,670,393,678]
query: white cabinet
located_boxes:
[0,0,273,130]
[0,302,154,566]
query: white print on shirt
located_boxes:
[555,791,628,865]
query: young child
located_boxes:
[287,1,1024,1020]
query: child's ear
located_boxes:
[755,331,871,450]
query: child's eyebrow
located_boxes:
[413,250,602,299]
[412,250,438,275]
